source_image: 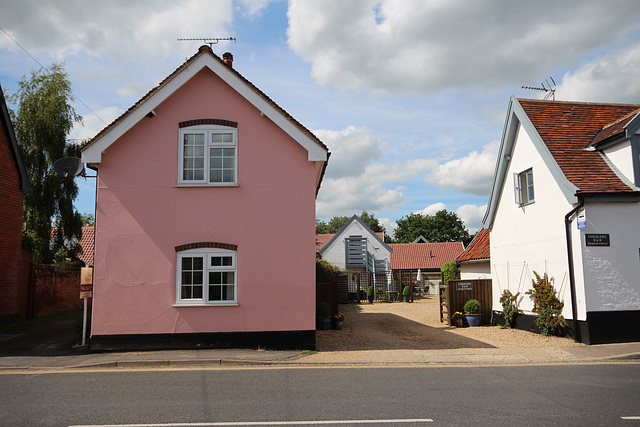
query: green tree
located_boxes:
[393,210,472,245]
[80,213,95,226]
[316,210,387,240]
[12,62,83,263]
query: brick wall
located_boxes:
[32,265,83,317]
[0,117,24,321]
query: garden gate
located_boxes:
[440,279,492,325]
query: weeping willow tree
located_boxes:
[11,62,83,264]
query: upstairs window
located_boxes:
[179,124,237,186]
[514,168,534,206]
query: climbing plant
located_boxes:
[499,289,522,329]
[525,271,567,336]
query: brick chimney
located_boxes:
[223,52,233,68]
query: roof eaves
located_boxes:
[0,85,31,192]
[81,46,328,164]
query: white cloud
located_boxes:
[558,41,640,103]
[287,0,640,94]
[426,140,499,197]
[417,202,447,216]
[236,0,277,18]
[455,204,487,233]
[416,202,487,234]
[69,106,122,142]
[315,125,437,218]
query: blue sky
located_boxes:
[2,0,640,235]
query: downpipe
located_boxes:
[564,198,584,343]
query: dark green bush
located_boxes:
[463,299,481,314]
[316,302,331,318]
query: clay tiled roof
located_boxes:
[316,232,385,251]
[455,228,489,263]
[77,226,95,266]
[389,242,464,271]
[82,45,328,153]
[518,99,640,194]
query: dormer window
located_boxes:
[514,168,534,206]
[178,123,237,186]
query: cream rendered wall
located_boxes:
[91,68,318,336]
[602,141,633,184]
[322,220,390,270]
[490,123,578,319]
[460,262,491,280]
[579,202,640,312]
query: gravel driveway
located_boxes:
[316,296,580,352]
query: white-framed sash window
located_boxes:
[179,125,237,186]
[176,248,237,306]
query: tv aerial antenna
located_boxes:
[178,37,236,49]
[522,77,557,100]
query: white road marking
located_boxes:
[621,416,640,420]
[70,419,433,426]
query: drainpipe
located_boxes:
[564,198,584,343]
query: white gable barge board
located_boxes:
[82,53,328,164]
[483,96,579,228]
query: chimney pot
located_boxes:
[223,52,233,68]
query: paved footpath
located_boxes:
[1,321,639,371]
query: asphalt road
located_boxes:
[1,363,639,426]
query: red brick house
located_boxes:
[0,84,31,323]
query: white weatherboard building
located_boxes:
[484,97,640,344]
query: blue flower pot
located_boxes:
[403,295,410,302]
[316,317,331,330]
[465,314,482,327]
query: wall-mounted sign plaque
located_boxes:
[585,234,610,247]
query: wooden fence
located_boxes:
[440,279,492,325]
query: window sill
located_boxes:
[174,302,238,307]
[176,183,239,188]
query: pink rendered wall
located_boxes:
[91,68,318,336]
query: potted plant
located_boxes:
[333,312,345,330]
[316,302,332,330]
[402,285,411,302]
[451,311,466,327]
[463,299,482,326]
[367,285,374,303]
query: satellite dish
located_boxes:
[53,157,84,177]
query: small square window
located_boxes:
[514,168,534,206]
[179,126,237,186]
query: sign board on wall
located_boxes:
[585,234,610,247]
[577,210,586,229]
[456,282,474,291]
[80,267,93,298]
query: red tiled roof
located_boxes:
[389,242,464,270]
[316,232,385,251]
[455,228,489,263]
[518,99,640,194]
[82,45,328,153]
[77,226,94,266]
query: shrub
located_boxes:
[463,299,481,315]
[367,286,374,296]
[499,290,522,329]
[315,254,341,282]
[441,260,460,285]
[525,271,568,336]
[402,286,411,296]
[316,302,331,318]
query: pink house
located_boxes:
[81,46,329,350]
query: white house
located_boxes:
[455,228,490,280]
[484,97,640,344]
[318,215,391,273]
